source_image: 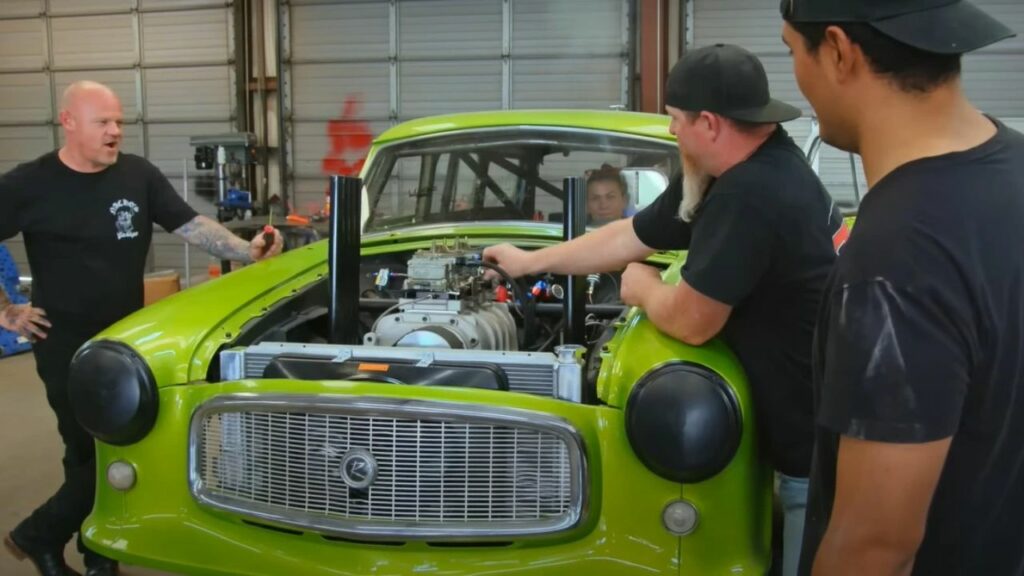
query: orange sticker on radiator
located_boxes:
[357,363,390,372]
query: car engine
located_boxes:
[364,240,518,351]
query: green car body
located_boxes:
[75,110,773,575]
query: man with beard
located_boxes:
[0,80,283,576]
[483,44,846,576]
[781,1,1023,574]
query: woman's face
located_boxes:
[587,180,628,223]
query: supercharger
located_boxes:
[365,244,518,351]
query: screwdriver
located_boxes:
[261,208,276,255]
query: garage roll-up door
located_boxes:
[690,0,1024,210]
[0,0,238,283]
[281,0,632,213]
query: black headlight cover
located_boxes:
[625,363,741,483]
[68,340,158,446]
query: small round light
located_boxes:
[107,460,137,491]
[663,500,699,536]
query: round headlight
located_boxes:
[625,363,741,483]
[68,340,158,446]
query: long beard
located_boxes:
[678,153,712,222]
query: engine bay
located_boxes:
[223,238,634,400]
[239,238,628,353]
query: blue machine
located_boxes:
[0,245,31,357]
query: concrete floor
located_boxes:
[0,352,172,576]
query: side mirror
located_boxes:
[621,168,670,211]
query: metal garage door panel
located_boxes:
[53,69,140,120]
[399,60,502,118]
[0,126,53,172]
[511,57,624,108]
[116,123,145,158]
[398,0,501,59]
[146,121,231,177]
[290,62,390,121]
[512,0,625,57]
[142,8,232,66]
[283,0,632,216]
[51,14,137,68]
[291,119,392,180]
[975,0,1024,53]
[0,73,50,123]
[0,19,46,72]
[963,53,1024,117]
[818,150,867,209]
[291,178,336,216]
[48,0,132,16]
[758,56,810,114]
[2,237,29,275]
[692,1,780,52]
[0,1,42,19]
[290,2,389,62]
[139,0,228,9]
[144,66,232,122]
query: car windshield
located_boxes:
[363,127,679,232]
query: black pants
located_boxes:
[12,329,112,567]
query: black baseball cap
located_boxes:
[781,0,1015,55]
[665,44,801,124]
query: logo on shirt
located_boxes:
[110,199,140,240]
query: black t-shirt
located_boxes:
[799,120,1024,575]
[0,151,198,335]
[633,127,844,477]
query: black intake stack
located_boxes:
[328,175,362,344]
[563,177,586,345]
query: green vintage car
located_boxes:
[68,110,774,575]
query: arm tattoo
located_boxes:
[173,216,253,263]
[0,283,11,312]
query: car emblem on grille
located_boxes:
[339,449,377,490]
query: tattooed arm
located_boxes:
[173,216,283,263]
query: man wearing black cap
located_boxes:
[485,43,846,575]
[781,1,1022,575]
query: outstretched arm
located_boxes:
[483,217,655,278]
[173,216,283,263]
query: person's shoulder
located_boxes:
[116,152,157,169]
[3,150,58,182]
[752,133,814,178]
[994,120,1024,153]
[717,143,820,212]
[115,152,166,179]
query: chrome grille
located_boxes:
[190,396,586,540]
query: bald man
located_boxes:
[0,81,282,576]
